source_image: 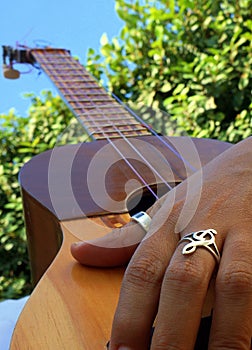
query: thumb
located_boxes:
[71,193,169,267]
[70,220,146,267]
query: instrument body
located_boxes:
[11,136,231,349]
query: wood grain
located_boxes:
[11,215,128,349]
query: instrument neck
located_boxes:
[31,48,152,141]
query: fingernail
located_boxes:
[71,242,82,247]
[118,347,131,350]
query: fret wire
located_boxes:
[69,103,119,109]
[69,101,119,110]
[78,109,131,115]
[49,77,97,83]
[67,94,112,100]
[84,119,140,125]
[92,129,148,136]
[44,65,89,70]
[47,72,94,77]
[75,109,132,115]
[59,85,102,90]
[78,113,132,118]
[54,81,103,88]
[64,91,111,97]
[72,106,121,112]
[45,66,87,71]
[63,91,103,95]
[83,120,141,127]
[88,127,149,133]
[63,91,106,96]
[68,98,112,104]
[91,133,140,139]
[76,104,125,109]
[31,48,151,140]
[84,122,144,129]
[30,49,188,197]
[64,93,114,101]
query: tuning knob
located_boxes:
[2,64,20,79]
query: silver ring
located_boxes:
[178,229,220,263]
[131,211,151,233]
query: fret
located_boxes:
[64,91,106,97]
[31,48,151,140]
[82,118,140,124]
[69,102,119,110]
[81,121,142,130]
[67,96,112,103]
[90,129,149,139]
[69,102,124,110]
[52,81,103,90]
[79,119,138,126]
[55,80,100,89]
[51,77,97,84]
[78,109,132,117]
[90,125,148,134]
[74,107,130,116]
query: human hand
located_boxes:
[71,137,252,349]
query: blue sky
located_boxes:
[0,0,123,116]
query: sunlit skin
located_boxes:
[72,137,252,350]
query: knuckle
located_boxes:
[124,253,165,289]
[153,334,184,350]
[217,262,252,295]
[154,344,182,350]
[211,334,250,350]
[166,259,205,290]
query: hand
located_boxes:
[71,137,252,349]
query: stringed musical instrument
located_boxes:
[3,46,232,349]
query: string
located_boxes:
[49,50,193,199]
[76,103,181,200]
[111,93,197,173]
[32,48,197,204]
[37,51,175,198]
[76,106,161,201]
[95,129,160,200]
[99,123,174,191]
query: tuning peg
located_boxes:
[2,64,20,79]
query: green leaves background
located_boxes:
[0,92,75,299]
[1,0,251,299]
[87,0,252,142]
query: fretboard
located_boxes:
[31,48,151,140]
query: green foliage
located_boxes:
[87,0,252,142]
[0,91,75,300]
[1,0,252,300]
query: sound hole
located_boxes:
[127,182,179,216]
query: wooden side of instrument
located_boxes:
[11,216,126,350]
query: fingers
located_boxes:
[150,235,217,350]
[108,225,252,350]
[109,221,221,350]
[109,225,178,350]
[209,227,252,349]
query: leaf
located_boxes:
[173,83,185,95]
[160,82,172,92]
[100,33,109,46]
